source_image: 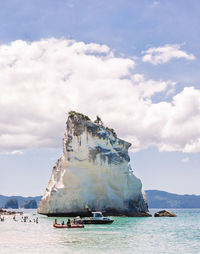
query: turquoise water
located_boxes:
[0,209,200,254]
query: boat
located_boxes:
[77,212,114,224]
[53,223,84,228]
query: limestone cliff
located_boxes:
[38,112,150,216]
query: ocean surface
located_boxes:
[0,209,200,254]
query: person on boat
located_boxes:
[54,219,57,225]
[85,204,92,213]
[67,218,71,227]
[61,221,65,225]
[76,216,84,224]
[72,218,76,225]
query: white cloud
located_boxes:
[181,157,189,163]
[0,38,200,153]
[11,150,24,155]
[142,44,195,65]
[149,1,160,8]
[131,74,176,98]
[153,1,159,6]
[0,150,24,155]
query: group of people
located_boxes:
[0,215,39,223]
[55,217,82,226]
[19,216,39,223]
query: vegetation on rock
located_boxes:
[94,115,103,125]
[94,115,117,136]
[105,127,117,136]
[68,111,117,137]
[68,111,91,121]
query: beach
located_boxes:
[0,209,200,254]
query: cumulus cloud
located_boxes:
[0,38,200,153]
[142,44,195,65]
[131,74,176,98]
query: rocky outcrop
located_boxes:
[0,208,23,215]
[154,210,177,217]
[38,112,150,217]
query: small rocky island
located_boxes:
[38,111,150,217]
[5,199,19,209]
[154,210,177,217]
[21,200,37,209]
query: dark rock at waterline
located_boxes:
[0,208,23,215]
[43,210,152,217]
[154,210,177,217]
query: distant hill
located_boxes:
[0,195,42,208]
[1,190,200,209]
[145,190,200,208]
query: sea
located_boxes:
[0,209,200,254]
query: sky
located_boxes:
[0,0,200,196]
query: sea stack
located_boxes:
[38,111,150,217]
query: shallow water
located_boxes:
[0,209,200,254]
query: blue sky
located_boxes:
[0,0,200,196]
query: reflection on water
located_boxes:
[1,209,200,254]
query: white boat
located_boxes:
[77,212,114,224]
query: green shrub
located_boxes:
[106,127,117,136]
[68,111,90,121]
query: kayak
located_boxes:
[53,223,84,228]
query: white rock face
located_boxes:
[38,113,149,216]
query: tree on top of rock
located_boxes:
[94,115,103,125]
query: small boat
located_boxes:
[77,212,114,224]
[53,223,84,228]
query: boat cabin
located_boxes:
[92,212,104,219]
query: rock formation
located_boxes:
[154,210,177,217]
[0,208,23,216]
[22,200,37,209]
[38,111,150,217]
[5,198,19,209]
